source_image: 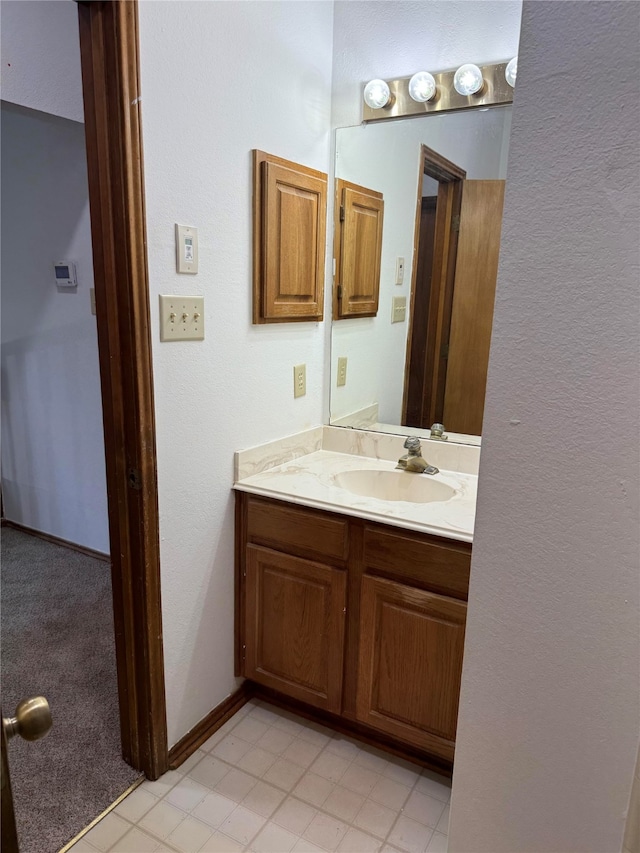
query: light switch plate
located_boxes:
[293,364,306,398]
[392,296,407,323]
[395,257,405,285]
[159,295,205,341]
[337,357,347,387]
[175,224,198,274]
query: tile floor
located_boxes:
[71,700,451,853]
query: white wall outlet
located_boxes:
[337,357,348,387]
[293,364,306,398]
[159,295,205,341]
[395,257,405,285]
[391,296,407,323]
[175,224,198,274]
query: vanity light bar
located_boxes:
[362,61,513,122]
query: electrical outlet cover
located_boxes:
[293,364,306,398]
[337,357,348,387]
[159,295,205,341]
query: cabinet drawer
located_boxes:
[363,526,470,600]
[247,497,349,565]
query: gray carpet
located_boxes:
[1,527,141,853]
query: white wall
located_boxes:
[1,103,109,553]
[331,109,510,424]
[0,0,84,123]
[450,2,640,851]
[137,0,334,747]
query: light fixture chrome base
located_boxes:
[363,62,513,122]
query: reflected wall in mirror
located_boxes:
[330,107,512,444]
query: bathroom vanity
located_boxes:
[234,427,477,771]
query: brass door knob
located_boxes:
[3,697,52,742]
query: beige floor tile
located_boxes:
[309,751,351,784]
[191,792,237,829]
[340,764,381,797]
[188,755,231,790]
[381,847,405,853]
[231,716,271,744]
[68,840,99,853]
[263,757,306,791]
[200,830,244,852]
[425,832,448,853]
[108,826,162,853]
[388,815,433,853]
[212,734,253,764]
[295,722,333,748]
[270,713,305,738]
[325,735,362,762]
[177,749,208,775]
[292,840,325,853]
[282,738,324,768]
[272,797,318,835]
[256,727,296,755]
[382,760,421,789]
[322,785,365,822]
[303,812,349,852]
[214,768,257,803]
[167,815,214,852]
[83,813,131,851]
[218,805,267,846]
[248,705,284,726]
[369,777,411,811]
[337,827,382,853]
[114,787,159,823]
[414,772,451,804]
[353,799,398,839]
[242,780,288,818]
[250,820,300,853]
[165,776,210,813]
[237,746,278,777]
[435,804,450,835]
[403,790,446,829]
[354,748,389,774]
[292,772,335,807]
[141,770,183,799]
[139,800,187,840]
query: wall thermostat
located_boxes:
[54,261,78,288]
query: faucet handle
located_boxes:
[403,436,422,454]
[429,423,448,441]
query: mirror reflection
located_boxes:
[330,107,512,444]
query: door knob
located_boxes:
[3,697,52,742]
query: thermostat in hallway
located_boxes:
[54,261,77,288]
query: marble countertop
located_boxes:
[234,449,477,543]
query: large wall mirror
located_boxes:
[329,106,512,445]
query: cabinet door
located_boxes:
[357,575,466,761]
[253,151,327,323]
[335,180,384,318]
[245,545,346,713]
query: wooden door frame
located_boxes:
[402,145,466,428]
[77,0,168,780]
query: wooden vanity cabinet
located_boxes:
[236,492,471,765]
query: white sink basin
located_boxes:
[334,469,456,504]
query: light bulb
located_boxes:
[453,64,484,96]
[363,79,391,109]
[408,71,437,103]
[505,56,517,88]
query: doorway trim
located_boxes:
[402,145,466,429]
[77,0,168,780]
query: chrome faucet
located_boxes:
[396,436,439,475]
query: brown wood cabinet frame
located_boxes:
[78,0,168,780]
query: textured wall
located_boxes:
[137,0,334,747]
[0,0,84,123]
[1,104,108,553]
[450,2,640,851]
